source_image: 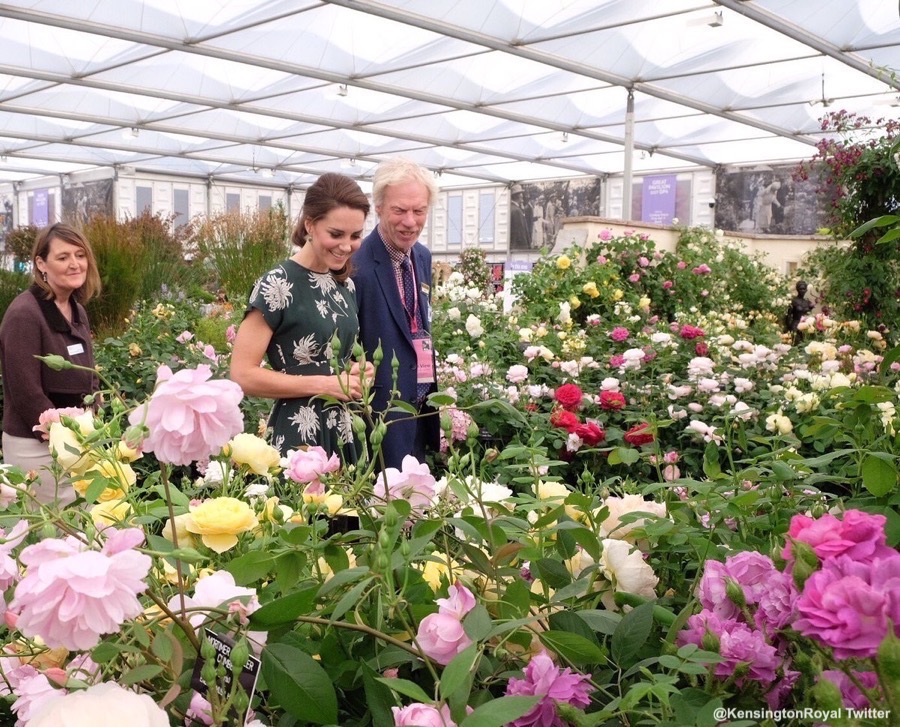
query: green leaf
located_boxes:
[440,644,479,700]
[533,558,572,589]
[330,576,374,621]
[463,604,492,642]
[702,441,721,478]
[851,214,900,238]
[316,565,370,597]
[375,677,432,703]
[460,695,540,727]
[361,664,397,727]
[861,454,897,497]
[224,550,276,585]
[249,585,318,629]
[261,643,338,725]
[538,630,606,666]
[548,611,601,644]
[611,601,655,666]
[119,664,164,686]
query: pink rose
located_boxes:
[283,446,340,484]
[374,456,437,512]
[416,612,473,665]
[32,407,86,439]
[436,581,476,619]
[505,651,592,726]
[609,327,629,342]
[128,365,244,466]
[793,554,900,659]
[783,510,893,564]
[506,365,529,384]
[392,703,457,726]
[11,529,151,650]
[697,560,740,620]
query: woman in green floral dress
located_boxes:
[229,173,373,459]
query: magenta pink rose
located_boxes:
[505,651,592,727]
[392,703,457,726]
[11,528,151,650]
[783,510,893,564]
[283,446,340,484]
[793,555,900,659]
[416,612,473,665]
[128,365,244,466]
[436,581,476,620]
[820,670,881,709]
[714,622,780,686]
[697,560,740,620]
[724,551,778,605]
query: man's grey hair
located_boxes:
[372,157,439,208]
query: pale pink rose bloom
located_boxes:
[167,570,259,629]
[436,581,476,619]
[128,365,244,466]
[175,330,194,343]
[0,521,29,590]
[663,465,681,481]
[32,407,86,439]
[185,691,214,725]
[225,324,237,344]
[11,528,151,650]
[0,481,19,510]
[201,344,218,364]
[417,611,473,665]
[283,446,341,484]
[506,364,529,384]
[374,456,437,512]
[392,702,457,726]
[28,681,169,727]
[11,669,65,724]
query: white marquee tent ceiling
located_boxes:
[0,0,899,189]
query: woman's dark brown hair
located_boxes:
[291,173,370,283]
[32,223,102,303]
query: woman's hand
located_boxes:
[335,361,374,400]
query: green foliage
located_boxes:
[192,206,291,304]
[4,224,38,265]
[795,111,900,340]
[123,211,199,302]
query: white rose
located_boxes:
[29,682,169,727]
[599,494,667,541]
[447,307,461,320]
[465,314,484,338]
[765,411,793,435]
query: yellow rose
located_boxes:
[316,551,357,581]
[556,255,572,270]
[90,498,133,527]
[301,487,343,516]
[48,412,96,474]
[227,433,280,475]
[128,343,142,357]
[535,326,548,338]
[638,296,651,311]
[185,497,259,553]
[260,495,295,523]
[582,281,600,298]
[73,459,136,502]
[612,288,624,301]
[162,512,195,548]
[420,554,460,591]
[116,439,141,463]
[568,295,581,309]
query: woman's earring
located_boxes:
[41,271,48,282]
[305,234,312,246]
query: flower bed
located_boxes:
[0,229,897,726]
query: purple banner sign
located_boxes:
[32,189,49,227]
[641,175,676,225]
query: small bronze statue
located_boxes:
[785,280,814,343]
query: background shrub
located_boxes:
[191,206,290,304]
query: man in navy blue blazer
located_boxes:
[352,158,441,470]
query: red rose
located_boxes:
[599,390,626,411]
[695,341,709,356]
[575,422,606,446]
[679,324,705,340]
[554,383,584,411]
[623,422,655,446]
[550,408,580,432]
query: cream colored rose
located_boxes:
[765,410,793,435]
[534,481,581,520]
[116,439,141,463]
[599,494,668,541]
[600,539,658,600]
[48,412,96,474]
[73,460,136,502]
[185,497,259,553]
[227,433,280,476]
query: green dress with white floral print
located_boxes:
[246,259,359,459]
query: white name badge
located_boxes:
[67,343,85,356]
[413,336,435,384]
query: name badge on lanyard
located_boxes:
[414,336,435,384]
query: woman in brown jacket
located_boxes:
[0,223,100,505]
